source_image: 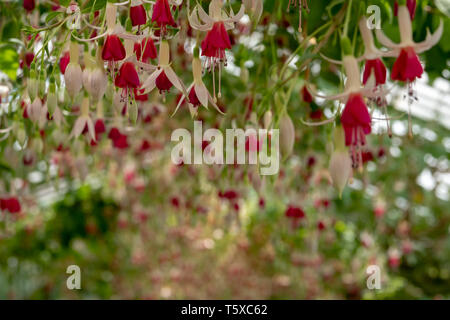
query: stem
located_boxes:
[343,0,353,38]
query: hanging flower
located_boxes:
[108,127,129,149]
[115,61,141,109]
[70,96,96,141]
[188,0,244,100]
[84,52,108,102]
[357,17,387,87]
[174,49,224,117]
[73,3,147,73]
[0,197,21,213]
[134,37,157,62]
[341,93,371,169]
[376,4,443,83]
[151,0,177,35]
[23,0,35,12]
[59,51,70,74]
[140,40,187,98]
[64,41,83,98]
[308,38,379,170]
[329,126,352,197]
[130,0,147,27]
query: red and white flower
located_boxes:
[188,0,244,99]
[376,4,443,83]
[174,53,223,117]
[151,0,178,35]
[140,40,187,98]
[70,96,96,141]
[130,0,147,27]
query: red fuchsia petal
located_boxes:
[94,119,106,135]
[134,38,157,62]
[141,38,157,61]
[151,0,176,28]
[285,205,305,219]
[188,86,201,106]
[363,59,387,86]
[0,199,6,211]
[115,62,140,89]
[59,51,70,74]
[155,70,173,92]
[130,4,147,26]
[23,0,35,12]
[134,88,148,101]
[391,47,423,82]
[138,139,151,152]
[301,85,313,103]
[102,35,126,62]
[201,22,232,58]
[108,127,122,141]
[341,93,372,146]
[4,197,21,213]
[25,52,35,68]
[394,0,416,20]
[362,151,374,163]
[134,42,142,60]
[113,134,129,149]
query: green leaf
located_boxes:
[0,47,19,81]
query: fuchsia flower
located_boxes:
[94,118,106,135]
[151,0,177,34]
[102,34,126,62]
[115,61,140,90]
[341,93,371,168]
[70,96,96,141]
[141,40,187,97]
[174,53,224,117]
[308,51,379,170]
[73,3,147,72]
[188,0,244,99]
[130,0,147,27]
[362,59,386,86]
[108,127,129,149]
[59,51,70,74]
[391,47,423,82]
[134,37,157,62]
[0,197,21,213]
[201,22,231,61]
[376,4,443,83]
[23,0,35,12]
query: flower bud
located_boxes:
[279,113,295,158]
[264,110,272,129]
[27,70,38,101]
[29,97,42,122]
[32,137,44,154]
[64,42,83,98]
[88,68,108,102]
[329,126,352,197]
[47,83,57,115]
